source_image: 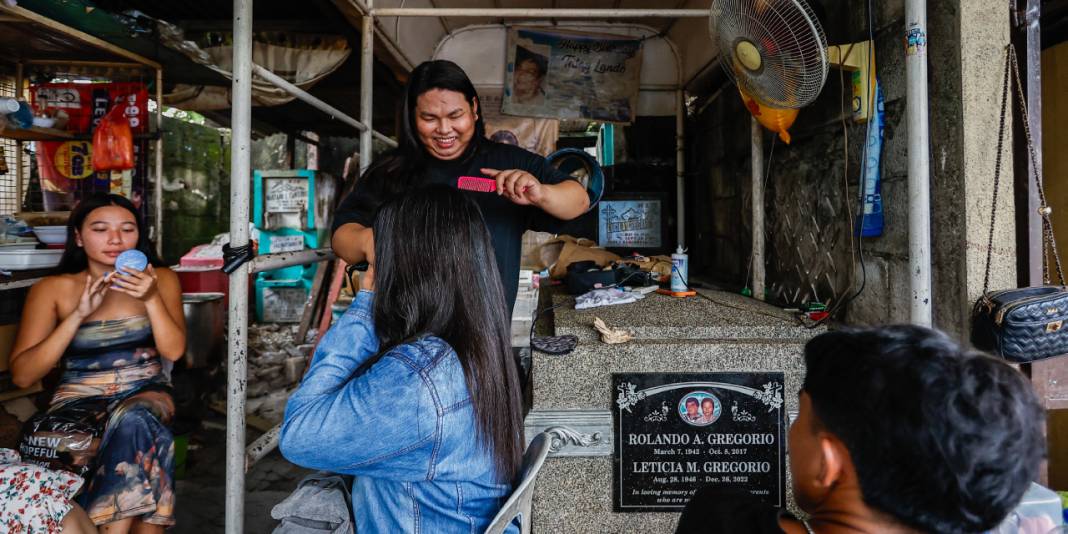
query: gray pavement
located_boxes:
[172,413,310,533]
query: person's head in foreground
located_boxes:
[791,324,1044,533]
[675,324,1045,534]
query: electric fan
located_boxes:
[711,0,830,109]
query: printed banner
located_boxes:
[503,28,642,123]
[478,87,558,157]
[32,82,149,134]
[30,82,150,207]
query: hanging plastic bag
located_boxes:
[92,103,134,171]
[739,88,799,144]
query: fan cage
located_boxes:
[711,0,829,109]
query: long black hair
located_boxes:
[360,60,486,201]
[55,193,163,274]
[371,184,523,482]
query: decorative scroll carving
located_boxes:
[544,425,604,454]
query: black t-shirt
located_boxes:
[333,138,578,314]
[675,489,793,534]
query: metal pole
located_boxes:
[249,248,336,273]
[250,64,395,147]
[155,68,164,256]
[226,0,253,532]
[751,118,766,301]
[245,424,282,470]
[905,0,932,326]
[360,4,374,173]
[675,90,685,249]
[374,7,710,17]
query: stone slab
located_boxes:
[530,287,814,532]
[551,288,820,343]
[533,456,680,534]
[532,339,806,414]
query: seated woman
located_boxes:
[11,194,186,533]
[280,185,526,533]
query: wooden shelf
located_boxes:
[0,268,51,291]
[0,128,163,143]
[0,126,73,142]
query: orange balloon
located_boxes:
[738,88,799,144]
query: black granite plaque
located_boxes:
[612,372,786,512]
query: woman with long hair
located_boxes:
[331,59,588,316]
[281,185,525,533]
[10,193,185,533]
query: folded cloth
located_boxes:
[575,288,644,310]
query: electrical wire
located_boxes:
[797,0,875,328]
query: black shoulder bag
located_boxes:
[970,44,1068,363]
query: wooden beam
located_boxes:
[331,0,414,76]
[0,4,160,69]
[23,59,149,70]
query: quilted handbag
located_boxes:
[970,45,1068,363]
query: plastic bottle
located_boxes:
[4,100,33,129]
[671,246,689,293]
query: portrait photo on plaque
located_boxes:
[678,392,722,427]
[612,372,786,513]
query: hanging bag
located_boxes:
[970,44,1068,363]
[91,102,134,171]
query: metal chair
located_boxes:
[484,432,552,534]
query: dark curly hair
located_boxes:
[803,325,1045,533]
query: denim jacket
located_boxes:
[280,290,517,534]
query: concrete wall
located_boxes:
[687,0,1015,338]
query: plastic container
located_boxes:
[180,243,224,269]
[4,101,33,129]
[988,483,1064,533]
[671,246,689,292]
[31,225,67,245]
[115,249,148,272]
[0,249,61,270]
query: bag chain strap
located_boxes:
[982,44,1065,295]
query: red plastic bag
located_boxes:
[92,103,134,171]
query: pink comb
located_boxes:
[457,176,496,193]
